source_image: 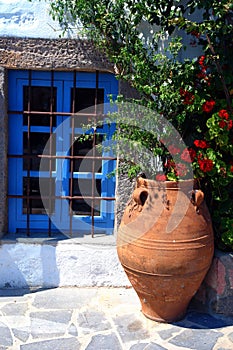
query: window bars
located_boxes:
[8,70,116,237]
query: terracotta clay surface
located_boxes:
[117,178,214,322]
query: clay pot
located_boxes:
[117,177,214,322]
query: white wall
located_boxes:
[0,0,76,38]
[0,239,130,288]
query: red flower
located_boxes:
[218,109,229,120]
[156,174,167,181]
[219,120,227,129]
[184,93,195,105]
[180,88,195,105]
[202,100,215,113]
[230,165,233,173]
[194,140,208,149]
[189,148,197,161]
[219,119,233,130]
[181,148,196,162]
[168,145,180,155]
[198,158,214,172]
[198,55,206,67]
[228,120,233,130]
[179,88,194,105]
[179,88,185,96]
[175,163,188,177]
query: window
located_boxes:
[8,70,118,236]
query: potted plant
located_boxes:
[114,96,216,322]
[49,0,233,321]
[114,20,233,320]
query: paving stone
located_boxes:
[30,320,68,339]
[0,322,13,347]
[12,328,30,342]
[20,337,80,350]
[0,315,30,329]
[86,333,122,350]
[130,343,166,350]
[30,310,72,338]
[157,326,182,340]
[1,302,28,316]
[30,310,72,323]
[68,323,78,336]
[129,343,149,350]
[169,328,222,349]
[114,314,150,342]
[32,288,97,309]
[0,288,232,349]
[143,344,167,350]
[77,310,111,332]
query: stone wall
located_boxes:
[114,167,135,233]
[0,37,113,71]
[192,250,233,316]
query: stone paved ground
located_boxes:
[0,287,233,350]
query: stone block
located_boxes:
[192,250,233,316]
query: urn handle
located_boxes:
[132,188,149,212]
[192,189,204,212]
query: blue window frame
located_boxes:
[8,70,118,236]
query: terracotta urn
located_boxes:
[117,177,214,322]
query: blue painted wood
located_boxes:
[8,70,118,234]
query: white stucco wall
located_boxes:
[0,0,76,38]
[0,238,130,288]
